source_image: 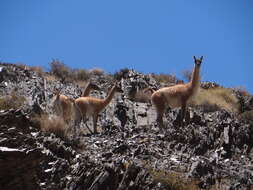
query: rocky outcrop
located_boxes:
[0,63,253,189]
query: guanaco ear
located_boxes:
[53,89,61,96]
[200,56,203,61]
[193,56,196,61]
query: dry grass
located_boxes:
[130,89,152,103]
[190,87,239,113]
[151,170,198,190]
[89,68,104,76]
[49,59,90,83]
[28,66,44,77]
[34,114,68,139]
[239,110,253,124]
[182,69,192,82]
[152,73,176,84]
[233,86,251,97]
[150,169,230,190]
[44,73,58,81]
[74,69,90,81]
[0,91,26,110]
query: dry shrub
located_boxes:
[190,87,239,113]
[49,59,72,81]
[0,91,26,110]
[35,114,68,139]
[152,73,176,84]
[49,59,90,83]
[151,170,198,190]
[89,68,104,76]
[76,80,88,88]
[44,73,57,81]
[29,66,44,77]
[130,90,152,103]
[114,68,130,80]
[239,110,253,124]
[233,86,251,97]
[182,69,192,82]
[74,69,90,81]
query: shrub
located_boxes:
[49,59,71,81]
[114,68,130,80]
[239,110,253,124]
[129,89,153,103]
[151,73,176,84]
[49,59,91,83]
[190,87,239,113]
[182,69,192,82]
[151,170,198,190]
[74,69,90,81]
[34,114,68,139]
[233,86,251,97]
[0,91,26,110]
[29,66,44,77]
[89,68,104,76]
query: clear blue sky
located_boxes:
[0,0,252,93]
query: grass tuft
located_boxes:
[152,73,176,84]
[151,170,199,190]
[191,87,239,113]
[0,91,26,110]
[89,68,104,76]
[34,114,68,139]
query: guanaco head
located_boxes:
[88,82,100,91]
[53,88,61,97]
[193,56,203,66]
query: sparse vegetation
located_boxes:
[89,68,104,76]
[239,110,253,124]
[233,86,251,97]
[50,59,71,80]
[28,66,44,77]
[150,170,199,190]
[49,59,90,83]
[74,68,90,81]
[130,89,152,103]
[190,87,239,113]
[151,73,176,84]
[34,114,68,139]
[182,69,192,82]
[0,90,26,110]
[114,68,130,80]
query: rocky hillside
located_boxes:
[0,63,253,190]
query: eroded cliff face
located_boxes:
[0,63,253,190]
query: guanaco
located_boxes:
[72,82,123,134]
[52,82,100,123]
[81,81,100,97]
[151,56,203,128]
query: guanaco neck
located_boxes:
[82,84,91,97]
[189,65,201,90]
[101,85,117,109]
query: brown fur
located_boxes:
[151,56,203,128]
[72,83,123,133]
[52,82,100,123]
[81,81,100,97]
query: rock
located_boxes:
[1,63,253,189]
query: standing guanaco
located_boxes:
[72,82,123,134]
[52,81,100,123]
[151,56,203,128]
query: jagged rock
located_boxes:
[0,63,253,189]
